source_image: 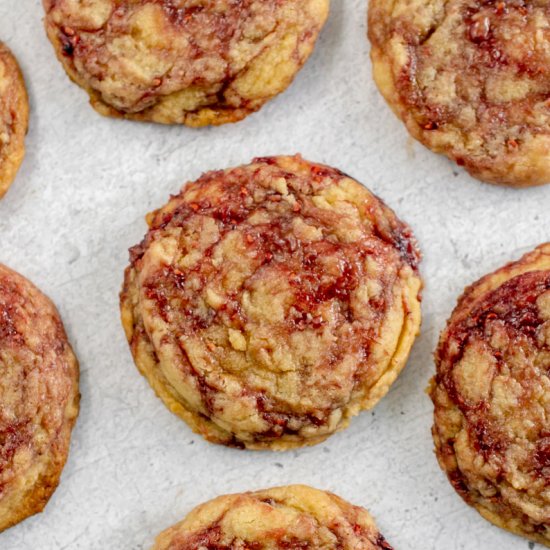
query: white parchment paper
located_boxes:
[0,1,549,548]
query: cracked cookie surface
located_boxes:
[0,264,79,532]
[43,0,329,126]
[0,42,28,198]
[152,485,393,550]
[120,155,422,450]
[369,0,550,186]
[431,243,550,545]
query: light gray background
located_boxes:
[0,1,548,548]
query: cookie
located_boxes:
[0,264,79,532]
[368,0,550,187]
[152,485,392,549]
[0,42,28,199]
[431,244,550,544]
[43,0,329,127]
[120,155,422,450]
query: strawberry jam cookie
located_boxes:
[369,0,550,187]
[43,0,329,127]
[120,155,422,450]
[431,244,550,544]
[0,264,79,532]
[0,42,28,198]
[152,485,393,549]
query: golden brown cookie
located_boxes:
[431,244,550,545]
[0,42,28,199]
[368,0,550,187]
[120,155,422,450]
[43,0,329,127]
[152,485,393,549]
[0,264,79,532]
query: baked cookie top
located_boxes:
[369,0,550,187]
[0,264,79,532]
[153,485,392,550]
[431,244,550,544]
[43,0,329,126]
[0,42,28,198]
[121,155,422,450]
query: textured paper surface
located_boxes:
[1,1,549,548]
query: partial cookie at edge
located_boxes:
[368,0,550,186]
[0,263,79,532]
[0,42,28,198]
[431,244,550,545]
[152,485,393,550]
[43,0,329,126]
